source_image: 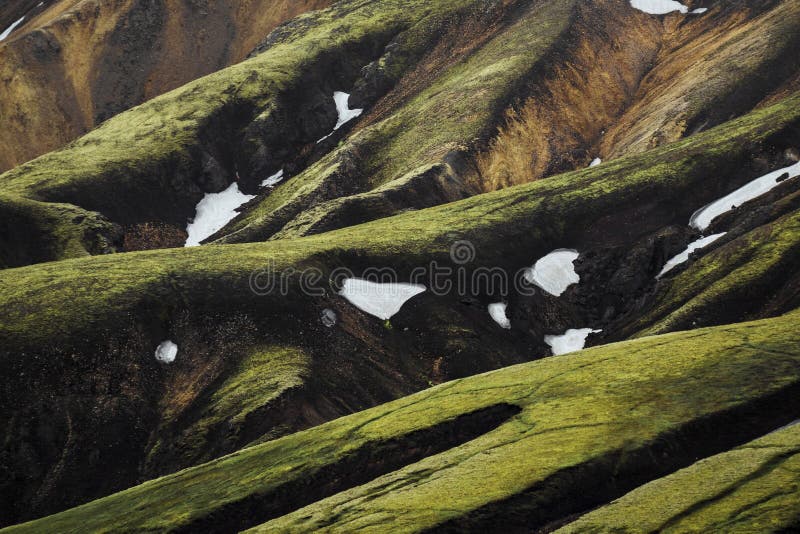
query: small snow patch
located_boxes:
[488,302,511,329]
[525,249,580,297]
[0,16,25,41]
[339,279,426,320]
[657,233,726,278]
[321,308,337,328]
[630,0,687,14]
[545,329,601,356]
[261,169,284,188]
[589,158,602,168]
[690,8,708,14]
[318,92,363,143]
[185,182,255,247]
[690,161,800,231]
[332,92,363,130]
[155,340,178,364]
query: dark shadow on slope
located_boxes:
[174,403,522,533]
[430,378,800,533]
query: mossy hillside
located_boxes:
[144,344,311,473]
[633,207,800,337]
[8,312,800,533]
[2,93,800,349]
[0,0,482,258]
[556,422,800,533]
[0,193,119,268]
[221,0,577,241]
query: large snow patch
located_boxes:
[185,182,255,247]
[525,249,580,297]
[690,161,800,231]
[339,279,426,320]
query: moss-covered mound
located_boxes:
[6,311,800,532]
[2,0,798,266]
[557,422,800,533]
[2,90,800,523]
[2,1,800,530]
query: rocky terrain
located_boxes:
[1,0,799,531]
[0,0,333,172]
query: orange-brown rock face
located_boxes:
[0,0,332,172]
[478,0,800,190]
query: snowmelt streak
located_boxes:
[690,161,800,231]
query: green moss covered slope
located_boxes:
[6,311,800,533]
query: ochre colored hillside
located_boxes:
[1,0,799,531]
[0,0,332,172]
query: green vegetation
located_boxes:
[143,344,311,471]
[0,0,486,260]
[635,207,800,337]
[6,311,800,532]
[2,92,799,348]
[557,423,800,533]
[225,0,577,240]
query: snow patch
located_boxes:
[589,158,602,168]
[321,308,337,328]
[545,329,601,356]
[690,161,800,231]
[525,249,580,297]
[630,0,687,14]
[333,92,363,130]
[318,92,363,142]
[0,16,25,41]
[155,340,178,364]
[488,302,511,329]
[261,169,285,188]
[657,233,726,278]
[339,279,426,320]
[185,182,255,247]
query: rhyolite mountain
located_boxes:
[1,0,800,531]
[0,0,333,172]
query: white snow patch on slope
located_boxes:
[185,182,255,247]
[545,329,601,356]
[339,279,426,320]
[262,169,285,187]
[525,249,580,296]
[630,0,688,14]
[589,158,602,168]
[333,92,363,130]
[657,233,726,278]
[690,161,800,231]
[155,340,178,363]
[488,302,511,329]
[318,92,363,142]
[0,16,25,41]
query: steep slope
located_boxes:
[557,422,800,533]
[2,0,798,268]
[6,312,800,532]
[0,0,333,172]
[2,0,800,530]
[1,91,799,525]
